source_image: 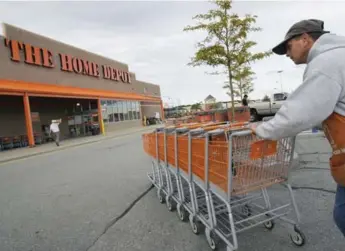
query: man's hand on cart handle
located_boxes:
[249,122,259,135]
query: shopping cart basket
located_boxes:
[142,123,305,251]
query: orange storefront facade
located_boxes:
[0,23,163,148]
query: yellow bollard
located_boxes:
[100,119,105,136]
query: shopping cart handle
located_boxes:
[176,127,189,133]
[208,128,225,135]
[189,128,204,135]
[229,129,253,137]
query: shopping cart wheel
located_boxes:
[177,204,188,222]
[189,215,203,235]
[166,196,176,211]
[157,189,165,204]
[205,228,220,250]
[264,220,275,230]
[289,226,306,246]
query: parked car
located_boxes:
[249,92,289,121]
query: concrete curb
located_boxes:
[0,126,159,164]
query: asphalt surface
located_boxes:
[0,131,343,251]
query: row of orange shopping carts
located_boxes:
[142,121,306,251]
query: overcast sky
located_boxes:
[0,0,343,106]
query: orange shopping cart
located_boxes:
[142,122,305,251]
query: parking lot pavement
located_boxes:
[89,167,343,251]
[0,132,155,251]
[1,128,343,251]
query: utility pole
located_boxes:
[277,70,283,92]
[266,70,284,93]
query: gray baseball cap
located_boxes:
[272,19,330,55]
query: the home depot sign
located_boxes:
[4,39,131,84]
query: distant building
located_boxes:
[204,95,216,104]
[204,95,216,110]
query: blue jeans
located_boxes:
[334,185,345,236]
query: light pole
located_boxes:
[162,96,181,117]
[162,96,172,108]
[266,70,284,93]
[277,70,283,92]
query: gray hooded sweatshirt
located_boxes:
[255,33,345,140]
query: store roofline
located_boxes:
[0,78,161,102]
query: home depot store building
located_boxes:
[0,23,163,148]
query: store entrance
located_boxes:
[29,97,100,143]
[67,101,100,138]
[68,110,100,137]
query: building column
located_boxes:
[139,101,145,126]
[97,98,105,135]
[160,100,165,121]
[23,93,35,147]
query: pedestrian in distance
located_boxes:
[242,94,249,106]
[251,19,345,236]
[50,119,61,147]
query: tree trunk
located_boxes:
[240,79,243,100]
[228,66,235,122]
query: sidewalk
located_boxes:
[0,125,162,164]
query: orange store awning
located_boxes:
[0,79,161,102]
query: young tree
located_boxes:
[224,65,255,99]
[262,94,270,102]
[209,102,223,110]
[191,102,202,111]
[183,0,271,121]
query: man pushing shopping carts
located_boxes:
[251,19,345,237]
